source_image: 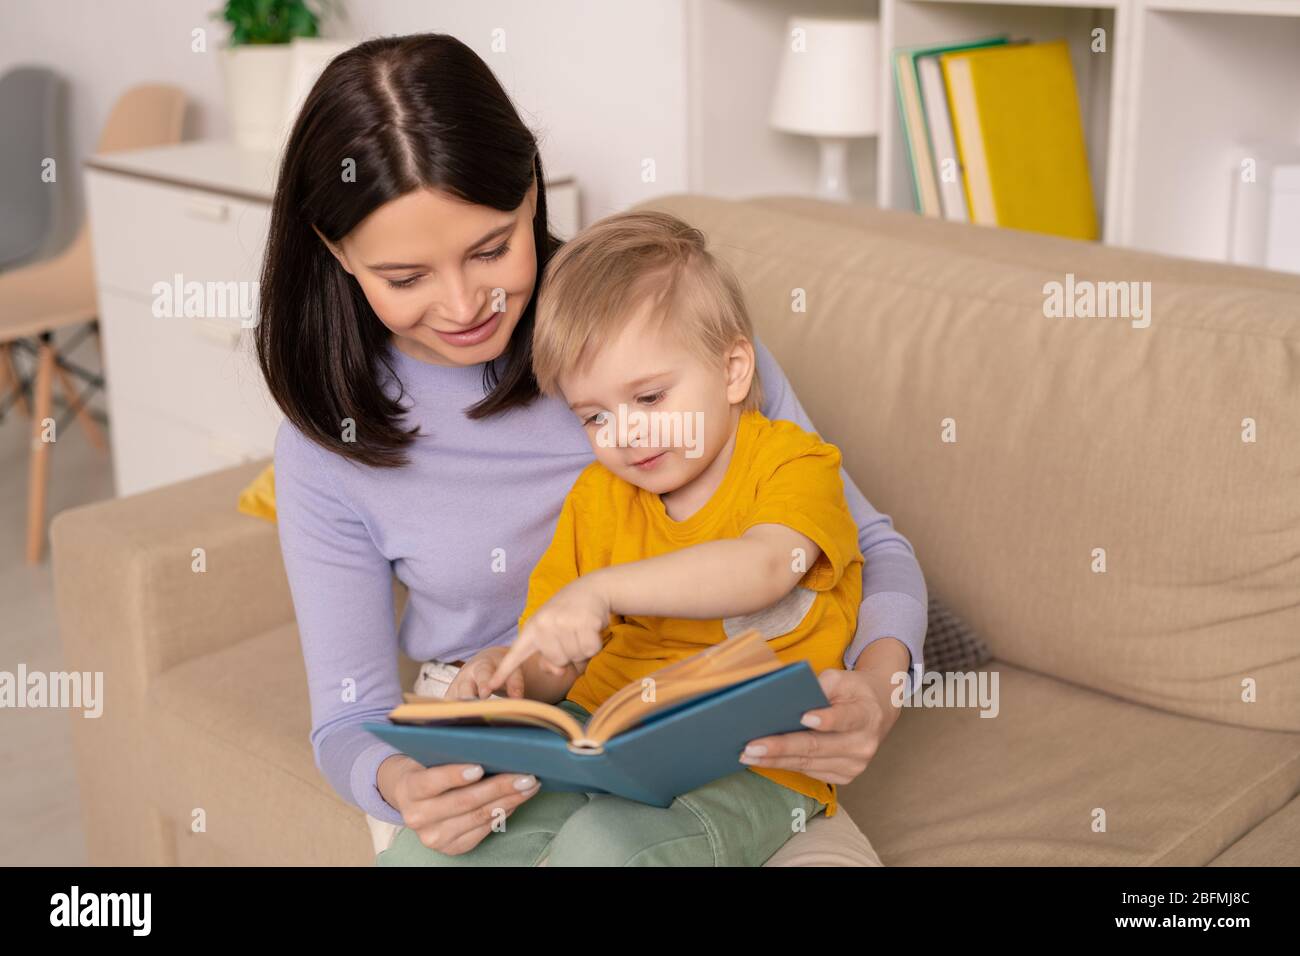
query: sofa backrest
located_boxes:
[636,195,1300,732]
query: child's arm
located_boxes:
[487,524,820,690]
[590,524,820,619]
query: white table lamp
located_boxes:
[769,17,880,202]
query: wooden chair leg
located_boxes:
[26,338,57,565]
[0,343,13,404]
[54,360,107,452]
[1,343,32,417]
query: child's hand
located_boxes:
[445,646,526,700]
[486,578,610,694]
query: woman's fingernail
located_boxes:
[462,765,484,780]
[744,744,767,757]
[800,714,822,728]
[739,754,758,765]
[514,775,537,790]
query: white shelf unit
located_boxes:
[1121,3,1300,262]
[880,0,1125,242]
[877,0,1300,268]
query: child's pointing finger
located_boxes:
[486,640,530,694]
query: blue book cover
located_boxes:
[363,661,827,807]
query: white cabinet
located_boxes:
[85,143,281,497]
[94,286,280,490]
[84,140,581,497]
[87,172,271,303]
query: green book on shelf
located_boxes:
[893,35,1009,216]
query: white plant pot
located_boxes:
[219,44,294,152]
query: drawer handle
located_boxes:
[184,197,230,221]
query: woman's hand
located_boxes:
[446,646,526,700]
[486,579,610,693]
[377,754,541,856]
[737,648,907,785]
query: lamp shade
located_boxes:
[769,17,880,138]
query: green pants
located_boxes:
[376,699,825,866]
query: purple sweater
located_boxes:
[274,336,928,825]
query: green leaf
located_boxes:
[216,0,322,47]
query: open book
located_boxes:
[385,628,790,753]
[364,629,828,806]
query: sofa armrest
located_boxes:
[50,459,297,865]
[51,458,294,683]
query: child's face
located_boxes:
[559,298,751,496]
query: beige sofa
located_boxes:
[51,195,1300,866]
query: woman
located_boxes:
[258,33,927,865]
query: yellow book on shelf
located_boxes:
[940,38,1099,240]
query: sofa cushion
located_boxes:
[752,196,1300,297]
[150,621,1300,866]
[147,622,374,865]
[1208,792,1300,866]
[846,660,1300,865]
[638,195,1300,732]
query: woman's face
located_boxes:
[318,179,539,367]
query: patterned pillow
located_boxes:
[922,596,992,673]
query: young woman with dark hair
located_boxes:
[259,32,927,866]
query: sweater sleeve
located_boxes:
[753,336,929,694]
[273,421,406,826]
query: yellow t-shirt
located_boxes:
[518,408,863,816]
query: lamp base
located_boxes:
[815,137,854,203]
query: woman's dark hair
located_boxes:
[257,33,561,467]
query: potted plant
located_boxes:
[213,0,329,151]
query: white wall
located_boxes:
[688,0,879,202]
[0,0,699,420]
[0,0,694,242]
[0,0,883,472]
[342,0,692,223]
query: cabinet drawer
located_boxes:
[85,169,270,302]
[97,287,282,464]
[108,394,271,498]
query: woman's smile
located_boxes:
[430,309,503,347]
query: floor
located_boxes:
[1,335,111,866]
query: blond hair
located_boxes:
[532,210,762,412]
